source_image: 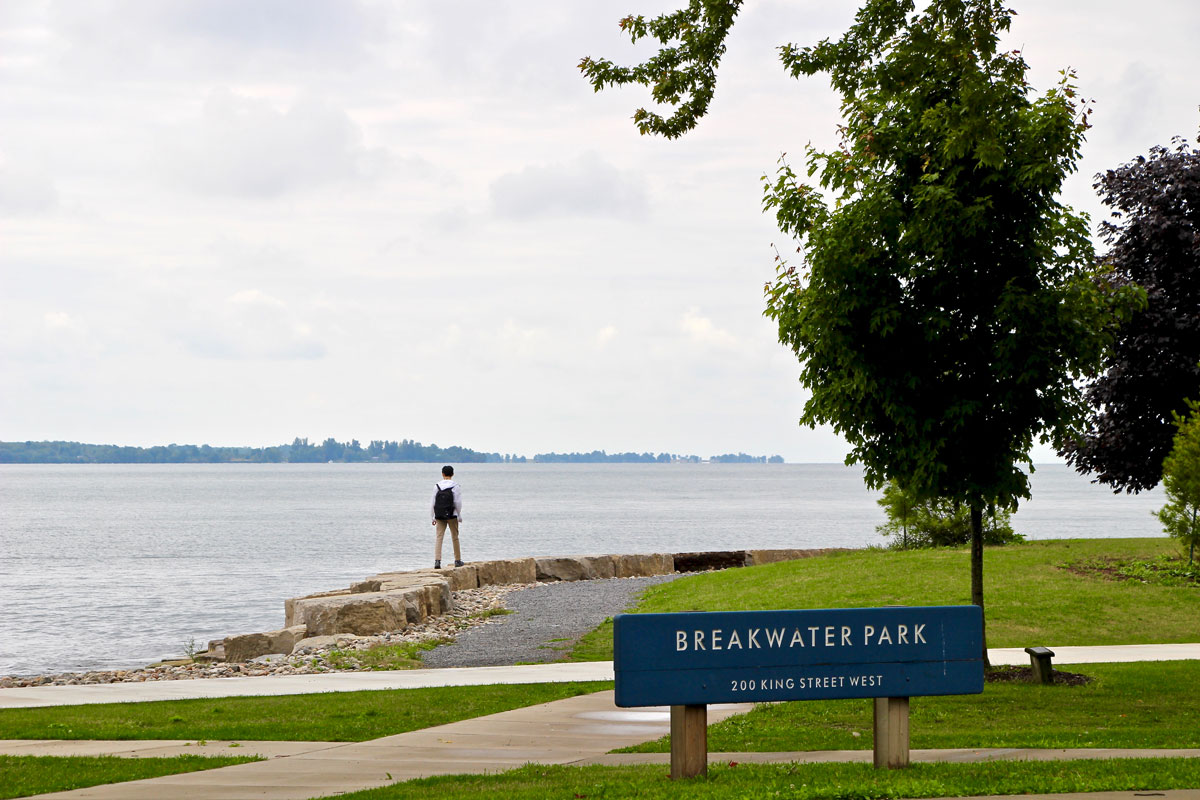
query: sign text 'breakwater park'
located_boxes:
[613,605,984,707]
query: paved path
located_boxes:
[0,739,342,760]
[5,645,1199,799]
[9,694,1200,799]
[9,690,1200,800]
[0,661,614,709]
[3,644,1197,710]
[6,737,1198,766]
[15,690,752,799]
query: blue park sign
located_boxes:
[613,605,984,707]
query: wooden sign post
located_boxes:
[613,605,984,779]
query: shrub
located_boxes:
[1156,402,1200,564]
[877,481,1023,549]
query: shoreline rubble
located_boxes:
[0,584,529,689]
[1,548,844,688]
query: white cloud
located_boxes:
[0,165,58,216]
[0,308,103,366]
[227,288,286,308]
[178,289,327,360]
[160,89,372,198]
[43,311,75,330]
[680,309,740,351]
[497,319,547,358]
[142,0,380,55]
[489,152,648,220]
[594,325,617,350]
[45,0,385,78]
[4,0,1198,461]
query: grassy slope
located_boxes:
[6,539,1197,798]
[569,538,1194,660]
[623,660,1200,752]
[320,759,1200,800]
[0,754,258,800]
[0,682,610,742]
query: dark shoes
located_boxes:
[434,560,441,569]
[454,560,464,567]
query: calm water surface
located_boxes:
[0,463,1163,676]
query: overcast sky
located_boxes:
[2,1,1198,462]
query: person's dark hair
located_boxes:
[442,465,454,477]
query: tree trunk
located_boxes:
[1190,508,1197,566]
[970,500,989,667]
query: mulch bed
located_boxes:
[1060,556,1199,587]
[986,664,1092,686]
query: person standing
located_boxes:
[431,465,463,569]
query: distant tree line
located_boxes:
[534,450,690,463]
[711,453,786,464]
[531,451,783,463]
[0,438,503,464]
[0,440,784,464]
[0,441,289,464]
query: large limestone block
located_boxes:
[291,633,362,654]
[291,576,452,636]
[537,555,634,582]
[285,589,351,628]
[222,633,273,664]
[410,581,452,620]
[391,568,473,594]
[438,564,479,590]
[746,548,850,566]
[350,577,386,594]
[224,625,307,663]
[291,591,411,637]
[580,555,617,579]
[346,573,453,615]
[474,557,537,587]
[614,553,674,577]
[536,557,590,582]
[537,553,673,582]
[745,549,806,566]
[351,572,439,593]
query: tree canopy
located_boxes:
[584,0,1122,509]
[579,0,742,139]
[1060,137,1200,493]
[761,0,1123,513]
[583,0,1131,659]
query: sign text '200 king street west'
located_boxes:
[613,606,983,707]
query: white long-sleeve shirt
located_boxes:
[430,479,463,521]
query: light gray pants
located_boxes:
[434,518,461,561]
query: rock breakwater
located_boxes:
[0,548,843,688]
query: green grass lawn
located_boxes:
[621,660,1200,752]
[0,682,610,742]
[6,538,1197,799]
[569,538,1195,661]
[0,754,259,800]
[317,759,1200,800]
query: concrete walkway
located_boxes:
[2,644,1197,710]
[0,661,615,709]
[6,737,1198,766]
[15,690,753,799]
[0,739,341,760]
[5,646,1199,799]
[8,689,1200,799]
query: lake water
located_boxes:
[0,462,1164,676]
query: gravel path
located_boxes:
[421,574,682,668]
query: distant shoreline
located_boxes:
[0,440,784,466]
